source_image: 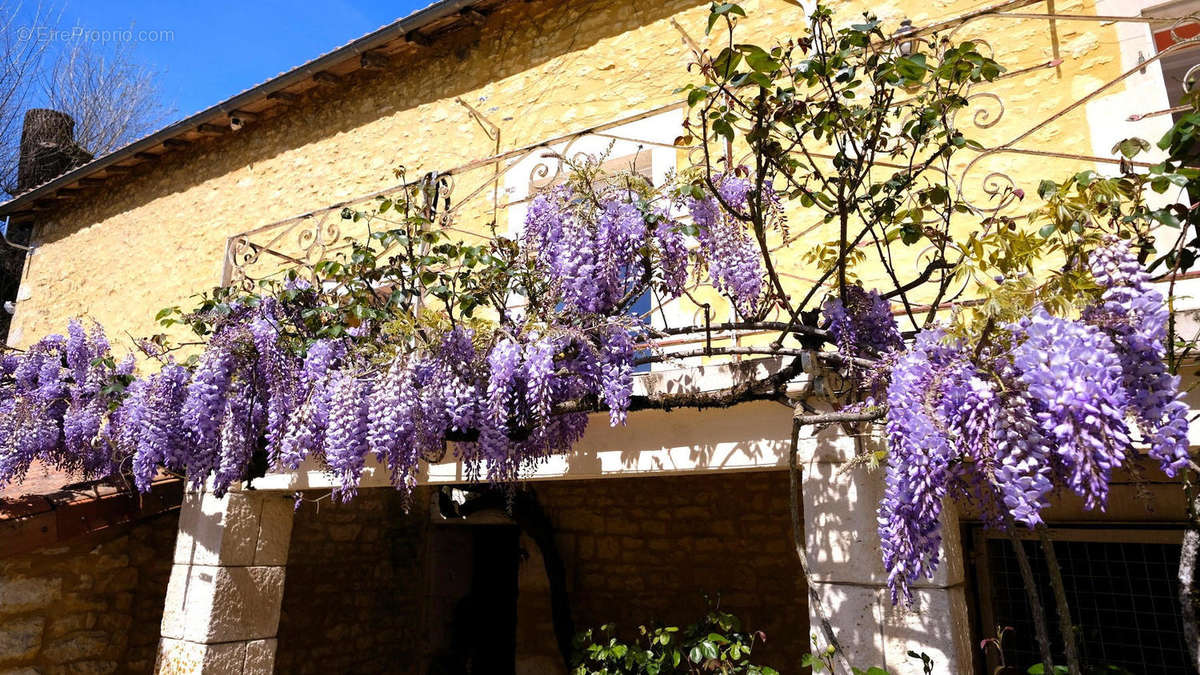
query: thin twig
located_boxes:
[1037,528,1081,675]
[1008,530,1055,672]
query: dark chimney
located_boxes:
[17,109,93,194]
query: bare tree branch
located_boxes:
[0,1,173,196]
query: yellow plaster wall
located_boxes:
[9,0,1131,349]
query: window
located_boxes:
[1147,1,1200,120]
[969,527,1191,674]
[503,107,690,350]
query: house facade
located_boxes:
[0,0,1197,673]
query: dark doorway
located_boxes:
[428,523,521,675]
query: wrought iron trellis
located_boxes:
[221,102,688,289]
[222,0,1200,353]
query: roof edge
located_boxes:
[0,0,484,218]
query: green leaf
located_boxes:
[1112,137,1151,158]
[740,44,781,73]
[712,118,735,143]
[711,47,742,78]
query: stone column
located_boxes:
[156,487,294,675]
[801,432,972,674]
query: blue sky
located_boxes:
[21,0,433,119]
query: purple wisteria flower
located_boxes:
[125,363,190,491]
[880,329,961,603]
[990,382,1053,527]
[823,285,903,357]
[1085,237,1191,476]
[685,174,767,316]
[324,370,369,502]
[366,356,420,488]
[523,185,684,316]
[1011,309,1129,511]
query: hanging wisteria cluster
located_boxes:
[2,168,778,504]
[840,237,1194,603]
[683,173,779,317]
[0,295,641,505]
[824,285,903,358]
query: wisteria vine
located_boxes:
[822,237,1194,602]
[0,165,1191,608]
[0,169,748,504]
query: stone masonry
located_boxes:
[274,488,431,675]
[0,510,178,675]
[156,488,294,674]
[516,470,809,672]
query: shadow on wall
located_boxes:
[0,509,179,673]
[515,471,811,671]
[273,487,433,675]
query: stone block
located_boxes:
[253,497,293,566]
[807,582,885,669]
[94,567,138,594]
[155,639,245,675]
[94,612,132,635]
[0,577,62,613]
[160,565,285,644]
[881,586,973,675]
[174,491,261,567]
[242,639,277,675]
[159,565,190,641]
[795,422,872,464]
[85,550,128,572]
[46,614,95,639]
[0,616,45,663]
[42,630,109,663]
[44,661,116,675]
[803,463,964,589]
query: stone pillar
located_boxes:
[156,488,294,674]
[801,432,972,674]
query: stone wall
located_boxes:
[0,510,179,675]
[8,0,1124,351]
[273,487,432,675]
[517,470,808,673]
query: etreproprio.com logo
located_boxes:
[16,25,174,44]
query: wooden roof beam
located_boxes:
[460,8,487,25]
[407,30,433,47]
[228,109,258,123]
[361,50,391,70]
